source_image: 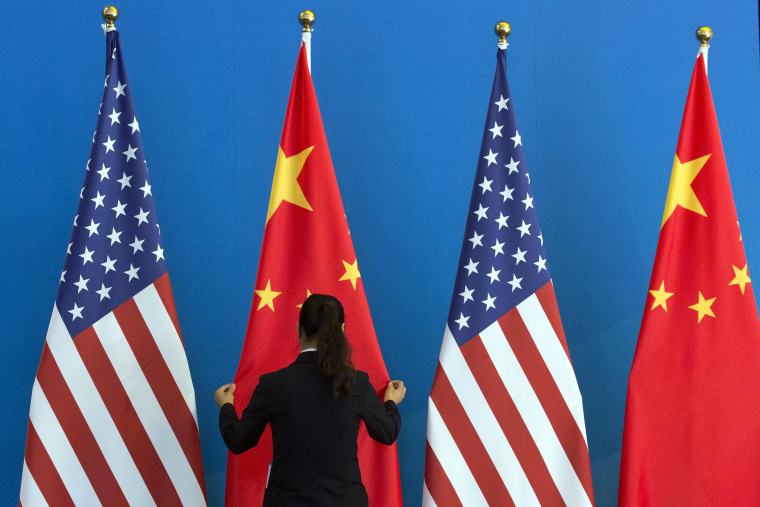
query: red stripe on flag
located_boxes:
[429,365,514,506]
[497,309,595,502]
[461,336,565,506]
[424,442,463,507]
[74,326,182,506]
[23,422,75,507]
[35,344,128,506]
[535,283,571,362]
[113,298,206,491]
[153,273,183,343]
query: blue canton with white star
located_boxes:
[56,30,166,337]
[447,48,551,347]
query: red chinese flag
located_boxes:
[224,42,403,506]
[619,53,760,505]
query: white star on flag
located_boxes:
[474,204,488,221]
[108,108,121,125]
[123,144,138,162]
[506,157,520,174]
[117,172,132,189]
[478,176,493,194]
[483,149,498,166]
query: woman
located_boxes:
[215,294,406,506]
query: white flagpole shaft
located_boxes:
[699,45,709,76]
[302,32,312,72]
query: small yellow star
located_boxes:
[296,289,312,308]
[729,264,751,294]
[688,291,716,323]
[661,153,711,228]
[649,281,674,311]
[267,146,315,223]
[339,259,361,290]
[738,221,742,242]
[255,279,281,311]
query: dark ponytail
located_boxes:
[298,294,356,399]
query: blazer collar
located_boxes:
[294,350,317,364]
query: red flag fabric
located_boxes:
[619,53,760,505]
[224,42,403,506]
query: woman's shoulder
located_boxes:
[258,363,294,385]
[352,369,372,388]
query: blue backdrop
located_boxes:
[2,1,759,505]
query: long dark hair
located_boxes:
[298,294,356,399]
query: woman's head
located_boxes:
[298,294,345,341]
[298,294,355,399]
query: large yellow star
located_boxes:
[339,259,361,290]
[255,279,281,311]
[688,291,716,323]
[729,264,751,294]
[266,146,315,223]
[661,153,711,228]
[649,281,674,311]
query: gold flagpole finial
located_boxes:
[495,22,511,43]
[696,26,712,47]
[102,6,119,28]
[299,10,315,33]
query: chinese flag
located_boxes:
[619,53,760,505]
[224,42,403,506]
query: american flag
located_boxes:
[423,45,595,506]
[19,29,206,505]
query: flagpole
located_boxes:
[494,21,511,50]
[697,26,712,75]
[299,10,315,72]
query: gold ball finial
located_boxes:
[495,22,511,42]
[696,26,713,46]
[299,10,315,32]
[102,6,119,28]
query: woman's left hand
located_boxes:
[214,383,236,407]
[384,380,406,405]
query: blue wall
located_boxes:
[2,1,759,505]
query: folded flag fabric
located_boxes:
[619,51,760,506]
[225,41,402,506]
[423,45,594,506]
[19,28,206,506]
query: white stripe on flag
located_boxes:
[517,294,588,442]
[481,321,592,507]
[29,379,101,506]
[440,325,541,507]
[20,459,49,507]
[92,312,206,506]
[426,398,487,506]
[46,306,155,506]
[421,480,438,507]
[134,284,198,424]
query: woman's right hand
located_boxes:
[214,383,236,408]
[384,380,406,405]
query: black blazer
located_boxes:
[219,351,401,506]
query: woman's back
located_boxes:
[220,351,400,506]
[215,294,404,506]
